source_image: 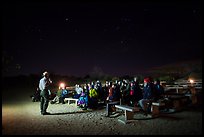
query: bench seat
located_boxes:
[151,102,165,116]
[115,105,140,124]
[64,98,78,106]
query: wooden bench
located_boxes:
[185,94,198,105]
[64,98,78,106]
[151,102,165,116]
[106,101,120,117]
[115,105,140,124]
[168,95,189,111]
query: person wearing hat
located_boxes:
[138,77,154,114]
[39,71,52,115]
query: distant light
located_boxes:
[189,79,194,84]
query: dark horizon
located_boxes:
[2,0,202,77]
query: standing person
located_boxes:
[39,71,52,115]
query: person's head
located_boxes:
[105,82,109,87]
[43,71,49,78]
[134,76,138,82]
[112,84,116,88]
[109,81,112,87]
[84,85,87,89]
[91,84,95,89]
[154,79,160,85]
[144,77,150,87]
[88,83,91,88]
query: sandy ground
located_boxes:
[2,101,202,135]
[2,89,202,135]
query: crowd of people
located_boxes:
[36,71,165,115]
[61,77,165,112]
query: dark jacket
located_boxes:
[143,83,154,100]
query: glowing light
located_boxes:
[59,83,65,89]
[189,79,194,84]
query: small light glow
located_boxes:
[59,83,65,89]
[189,79,194,84]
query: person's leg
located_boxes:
[138,99,144,109]
[89,98,93,108]
[59,97,63,104]
[41,89,50,114]
[61,97,65,104]
[106,103,110,116]
[43,96,49,113]
[143,100,148,111]
[51,96,56,103]
[40,96,44,114]
[130,96,134,106]
[84,96,88,108]
[94,98,98,109]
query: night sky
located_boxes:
[2,0,202,77]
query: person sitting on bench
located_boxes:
[153,79,165,102]
[138,77,154,114]
[105,83,121,117]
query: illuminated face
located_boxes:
[144,82,147,87]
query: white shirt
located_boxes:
[75,87,83,94]
[39,77,46,91]
[39,77,52,91]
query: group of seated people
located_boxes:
[50,85,69,104]
[46,76,165,114]
[105,77,165,116]
[56,77,165,112]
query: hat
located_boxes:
[144,78,150,83]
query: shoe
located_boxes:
[41,112,51,115]
[50,101,54,104]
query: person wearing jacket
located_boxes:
[138,77,154,114]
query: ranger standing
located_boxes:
[39,71,52,115]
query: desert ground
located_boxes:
[2,87,202,135]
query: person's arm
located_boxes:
[45,78,52,87]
